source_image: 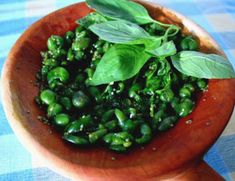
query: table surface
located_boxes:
[0,0,235,180]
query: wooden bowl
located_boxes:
[1,1,235,180]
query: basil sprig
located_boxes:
[89,20,162,48]
[86,0,154,25]
[77,0,235,85]
[171,51,235,79]
[89,44,151,85]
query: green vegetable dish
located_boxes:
[35,0,235,152]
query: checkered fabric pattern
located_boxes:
[0,0,234,180]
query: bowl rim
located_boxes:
[1,1,234,180]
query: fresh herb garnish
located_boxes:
[89,44,151,85]
[171,51,235,78]
[82,0,234,83]
[86,0,155,25]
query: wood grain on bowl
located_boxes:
[1,1,235,180]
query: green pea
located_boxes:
[47,35,64,51]
[40,89,56,105]
[47,67,69,85]
[159,89,174,102]
[158,116,178,131]
[179,87,191,98]
[59,97,72,111]
[67,48,74,61]
[63,134,89,145]
[72,38,90,51]
[88,128,107,143]
[47,103,62,117]
[54,113,70,127]
[178,98,194,117]
[72,91,89,109]
[65,115,93,134]
[135,123,152,144]
[65,31,74,45]
[180,36,198,51]
[197,79,207,90]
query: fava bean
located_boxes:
[179,87,191,98]
[47,103,62,117]
[54,113,70,127]
[63,134,89,145]
[40,89,56,105]
[47,67,69,86]
[65,115,93,134]
[89,128,107,143]
[72,91,89,109]
[178,98,194,117]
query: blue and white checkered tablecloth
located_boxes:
[0,0,235,180]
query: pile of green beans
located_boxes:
[35,24,207,152]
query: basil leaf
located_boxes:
[89,20,160,46]
[76,12,107,28]
[147,41,177,58]
[171,51,235,79]
[89,44,151,85]
[86,0,153,25]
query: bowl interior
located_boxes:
[2,1,235,179]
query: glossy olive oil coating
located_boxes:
[35,23,207,152]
